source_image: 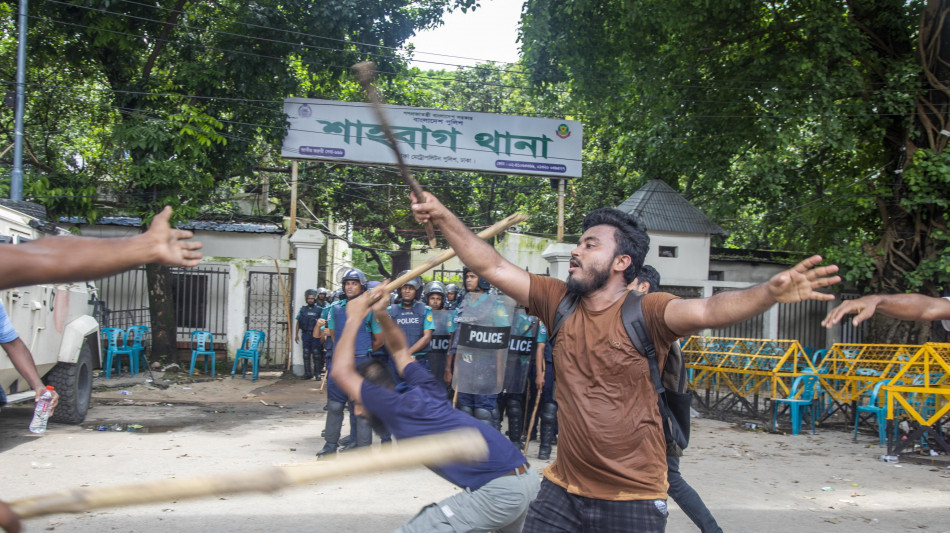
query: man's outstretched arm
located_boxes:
[0,206,202,290]
[822,293,950,328]
[666,255,840,334]
[411,192,530,306]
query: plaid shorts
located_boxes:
[522,479,668,533]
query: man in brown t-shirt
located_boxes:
[411,192,840,532]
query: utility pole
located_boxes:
[10,0,28,201]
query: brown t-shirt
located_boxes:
[528,274,681,501]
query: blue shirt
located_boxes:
[0,302,18,344]
[360,362,526,490]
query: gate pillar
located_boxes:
[290,229,326,376]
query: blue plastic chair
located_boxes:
[101,327,135,379]
[772,374,819,435]
[189,331,216,376]
[231,330,266,382]
[125,325,149,375]
[853,379,890,446]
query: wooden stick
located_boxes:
[523,392,541,456]
[382,212,528,295]
[352,61,438,249]
[274,259,294,371]
[9,428,487,520]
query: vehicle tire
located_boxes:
[47,341,93,424]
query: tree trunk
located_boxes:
[390,242,412,274]
[862,1,949,344]
[146,263,178,364]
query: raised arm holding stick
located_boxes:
[329,286,539,533]
[410,190,839,532]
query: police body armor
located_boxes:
[452,293,515,395]
[333,302,373,356]
[298,304,321,337]
[389,301,428,355]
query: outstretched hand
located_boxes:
[821,296,880,328]
[767,255,840,304]
[146,207,203,267]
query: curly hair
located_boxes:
[581,208,650,284]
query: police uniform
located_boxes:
[317,298,375,456]
[375,301,435,369]
[527,322,557,459]
[296,300,324,379]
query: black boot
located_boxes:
[314,352,325,380]
[301,351,313,380]
[506,399,523,444]
[538,403,557,460]
[316,442,337,457]
[318,400,345,458]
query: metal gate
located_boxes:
[96,265,230,343]
[246,271,294,369]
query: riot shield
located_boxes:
[427,309,453,380]
[452,293,515,395]
[503,309,538,393]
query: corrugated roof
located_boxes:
[616,179,727,236]
[59,216,284,234]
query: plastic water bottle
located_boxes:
[29,385,55,434]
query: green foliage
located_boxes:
[520,0,946,297]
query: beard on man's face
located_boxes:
[566,260,612,296]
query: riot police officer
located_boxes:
[448,267,509,429]
[444,282,460,310]
[376,271,434,370]
[424,280,446,310]
[295,289,324,380]
[317,268,381,457]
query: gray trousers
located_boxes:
[395,466,540,533]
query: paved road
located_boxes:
[0,373,947,532]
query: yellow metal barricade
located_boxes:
[683,336,816,401]
[813,343,921,404]
[884,343,950,426]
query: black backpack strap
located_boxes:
[620,291,665,395]
[549,292,580,343]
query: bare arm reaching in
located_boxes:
[0,206,202,290]
[2,337,59,409]
[822,293,950,328]
[665,255,840,335]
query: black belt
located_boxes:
[502,463,530,477]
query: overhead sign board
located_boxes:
[281,98,582,178]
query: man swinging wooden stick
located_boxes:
[331,284,540,533]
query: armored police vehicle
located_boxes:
[0,200,100,424]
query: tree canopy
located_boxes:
[520,0,949,342]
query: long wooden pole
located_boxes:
[274,260,294,371]
[289,161,298,235]
[382,212,528,295]
[10,429,487,520]
[556,178,565,243]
